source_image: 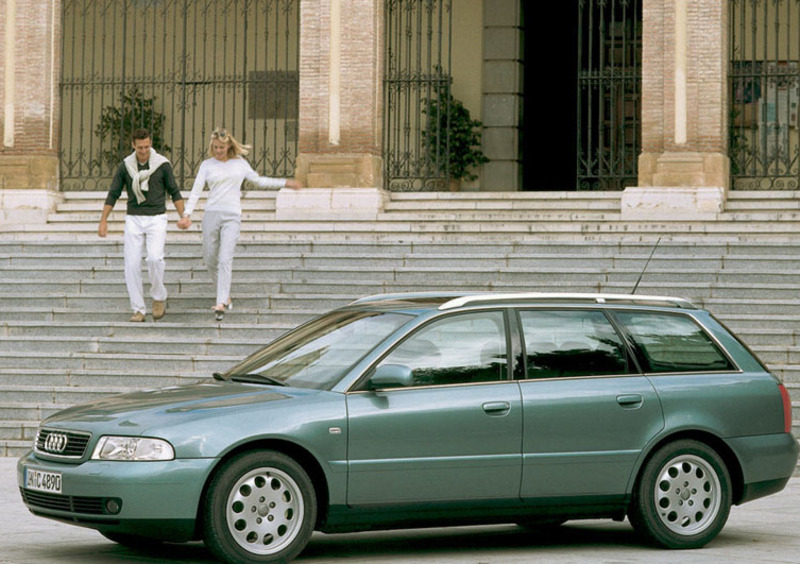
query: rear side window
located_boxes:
[518,310,629,379]
[614,311,735,373]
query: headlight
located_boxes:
[91,436,175,461]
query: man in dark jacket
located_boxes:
[98,129,185,322]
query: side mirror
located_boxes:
[370,364,413,389]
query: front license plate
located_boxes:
[25,468,62,494]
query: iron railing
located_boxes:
[577,0,642,191]
[383,0,453,191]
[59,0,299,191]
[729,0,800,190]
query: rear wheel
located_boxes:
[203,450,317,563]
[628,439,731,549]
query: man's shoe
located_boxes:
[152,300,166,320]
[130,311,146,322]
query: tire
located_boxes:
[203,450,317,564]
[628,439,731,549]
[99,531,164,549]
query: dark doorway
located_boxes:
[522,2,579,191]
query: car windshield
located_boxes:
[221,310,414,390]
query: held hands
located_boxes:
[177,216,192,230]
[285,179,302,190]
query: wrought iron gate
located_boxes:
[729,0,800,190]
[383,0,453,191]
[60,0,299,191]
[577,0,642,191]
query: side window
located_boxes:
[519,310,628,379]
[374,311,508,387]
[615,311,735,373]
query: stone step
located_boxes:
[14,207,800,231]
[0,351,237,374]
[6,238,800,256]
[4,263,800,286]
[0,367,203,388]
[0,293,353,313]
[748,346,800,365]
[0,420,37,442]
[770,365,800,384]
[0,307,317,325]
[384,198,622,212]
[36,208,800,226]
[2,385,140,406]
[0,321,290,340]
[0,335,265,357]
[48,211,279,223]
[7,226,800,244]
[6,250,800,270]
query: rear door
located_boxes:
[516,308,664,498]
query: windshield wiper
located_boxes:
[223,372,287,386]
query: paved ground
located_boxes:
[3,456,799,563]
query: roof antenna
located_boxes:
[631,237,662,294]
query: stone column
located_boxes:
[482,0,522,192]
[0,0,62,224]
[278,0,387,219]
[622,0,729,220]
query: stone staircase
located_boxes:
[1,190,799,476]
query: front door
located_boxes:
[346,310,523,505]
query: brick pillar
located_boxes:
[279,0,386,219]
[0,0,62,224]
[622,0,729,219]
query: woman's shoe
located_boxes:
[212,304,226,322]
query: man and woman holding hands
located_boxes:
[99,127,301,322]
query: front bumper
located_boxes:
[17,450,217,540]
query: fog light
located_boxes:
[105,498,122,515]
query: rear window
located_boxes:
[614,311,736,373]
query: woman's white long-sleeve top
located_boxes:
[184,157,286,216]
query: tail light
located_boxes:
[778,383,792,434]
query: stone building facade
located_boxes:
[0,0,778,222]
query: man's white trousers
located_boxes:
[123,214,168,314]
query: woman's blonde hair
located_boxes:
[208,127,251,158]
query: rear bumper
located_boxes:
[726,432,799,504]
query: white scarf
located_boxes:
[124,148,170,204]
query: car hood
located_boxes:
[41,380,313,434]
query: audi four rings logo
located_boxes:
[45,433,68,453]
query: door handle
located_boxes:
[616,394,644,408]
[482,401,510,415]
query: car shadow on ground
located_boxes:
[23,520,762,563]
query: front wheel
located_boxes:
[203,450,317,563]
[628,439,732,549]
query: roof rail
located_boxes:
[438,292,697,310]
[349,292,465,306]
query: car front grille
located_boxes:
[19,488,107,515]
[35,428,91,459]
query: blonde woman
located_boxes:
[178,128,301,320]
